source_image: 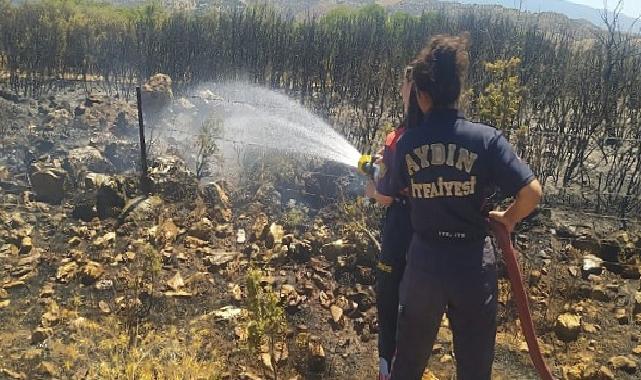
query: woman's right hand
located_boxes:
[365,180,377,199]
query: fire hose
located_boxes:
[490,220,556,380]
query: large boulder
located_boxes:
[119,195,164,225]
[72,193,97,222]
[104,141,139,172]
[112,111,137,137]
[96,177,126,219]
[64,146,114,184]
[149,156,197,202]
[31,167,67,204]
[200,181,232,222]
[44,108,72,130]
[141,73,173,122]
[555,314,581,342]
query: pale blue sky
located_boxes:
[569,0,641,17]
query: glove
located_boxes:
[378,357,390,380]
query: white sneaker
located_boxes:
[378,357,390,380]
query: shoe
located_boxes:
[379,357,390,380]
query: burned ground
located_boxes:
[0,82,640,380]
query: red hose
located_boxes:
[490,220,556,380]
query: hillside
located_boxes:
[455,0,639,32]
[35,0,634,31]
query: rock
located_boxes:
[529,269,542,285]
[582,254,604,278]
[236,229,246,244]
[72,193,96,221]
[355,265,375,285]
[19,237,32,255]
[141,73,173,120]
[308,339,326,373]
[93,231,116,249]
[615,308,629,325]
[185,236,208,249]
[175,97,195,111]
[0,243,19,256]
[213,306,243,321]
[120,196,164,223]
[85,94,104,107]
[104,141,139,171]
[95,279,114,291]
[265,223,284,249]
[555,314,581,342]
[31,167,67,204]
[64,146,114,182]
[590,285,611,302]
[621,260,641,279]
[634,291,641,316]
[83,172,111,191]
[149,156,197,202]
[39,283,54,298]
[200,181,232,222]
[204,250,239,269]
[80,261,104,285]
[228,283,242,301]
[3,280,26,289]
[0,369,27,380]
[188,218,214,241]
[167,272,185,291]
[239,371,262,380]
[582,323,598,334]
[0,299,10,309]
[45,108,71,129]
[56,261,78,283]
[598,366,616,380]
[98,300,111,314]
[251,213,269,241]
[164,290,193,297]
[330,305,344,324]
[36,361,59,377]
[563,364,614,380]
[96,177,126,219]
[155,218,179,247]
[321,239,351,261]
[280,284,297,297]
[31,327,50,344]
[599,239,621,262]
[288,238,313,263]
[608,356,637,374]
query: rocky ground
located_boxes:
[0,79,640,379]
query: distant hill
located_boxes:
[453,0,639,32]
[9,0,637,32]
[249,0,638,31]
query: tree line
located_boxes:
[0,0,640,216]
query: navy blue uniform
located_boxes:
[381,109,534,380]
[375,128,412,373]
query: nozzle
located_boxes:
[357,154,376,179]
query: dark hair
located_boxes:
[402,65,424,129]
[412,34,470,108]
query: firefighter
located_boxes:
[382,35,543,380]
[365,65,423,380]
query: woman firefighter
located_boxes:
[364,65,423,380]
[380,35,543,380]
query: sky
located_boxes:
[568,0,641,17]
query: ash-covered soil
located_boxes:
[0,83,640,379]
